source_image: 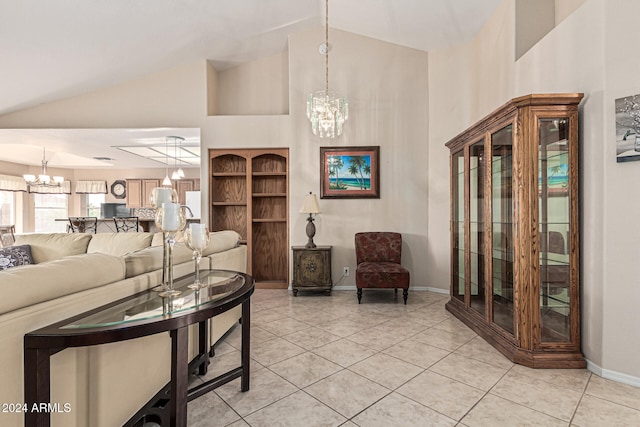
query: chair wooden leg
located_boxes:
[403,289,408,304]
[357,288,362,304]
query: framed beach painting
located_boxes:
[320,146,380,199]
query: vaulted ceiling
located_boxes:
[0,0,501,168]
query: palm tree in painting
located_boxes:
[348,156,368,190]
[363,165,371,189]
[548,164,567,188]
[347,164,361,189]
[328,156,344,189]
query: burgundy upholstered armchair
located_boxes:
[355,232,410,304]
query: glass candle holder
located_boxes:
[155,202,186,298]
[149,187,178,208]
[150,187,179,294]
[185,224,210,290]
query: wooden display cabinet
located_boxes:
[209,148,289,288]
[292,246,332,296]
[445,93,584,368]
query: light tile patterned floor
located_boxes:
[188,289,640,426]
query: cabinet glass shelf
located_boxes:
[446,93,584,368]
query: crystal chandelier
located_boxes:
[23,147,65,187]
[307,0,348,138]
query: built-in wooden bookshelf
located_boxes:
[209,148,289,288]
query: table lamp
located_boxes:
[300,192,321,248]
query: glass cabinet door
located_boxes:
[491,125,514,335]
[469,141,486,315]
[445,94,584,368]
[452,151,465,303]
[538,118,572,343]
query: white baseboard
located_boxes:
[585,358,640,388]
[424,287,449,294]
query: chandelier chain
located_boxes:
[325,0,329,96]
[306,0,348,138]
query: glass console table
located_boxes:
[24,269,254,427]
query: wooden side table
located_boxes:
[292,246,332,296]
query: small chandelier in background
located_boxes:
[176,137,185,179]
[307,0,348,138]
[170,136,185,180]
[23,147,65,187]
[162,136,172,186]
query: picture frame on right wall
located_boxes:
[320,146,380,199]
[615,94,640,163]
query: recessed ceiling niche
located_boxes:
[207,51,289,116]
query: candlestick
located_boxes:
[155,203,186,297]
[189,223,207,249]
[150,187,176,208]
[161,202,181,231]
[185,224,210,290]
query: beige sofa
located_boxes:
[0,231,247,427]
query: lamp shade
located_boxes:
[300,192,321,214]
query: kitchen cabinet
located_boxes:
[173,179,200,205]
[126,179,161,208]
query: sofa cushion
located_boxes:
[355,261,410,289]
[0,245,34,270]
[0,252,126,315]
[124,243,193,278]
[150,230,238,255]
[202,230,241,256]
[87,232,154,256]
[14,233,92,263]
[125,245,163,278]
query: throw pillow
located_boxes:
[0,245,34,271]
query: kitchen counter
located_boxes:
[55,218,202,233]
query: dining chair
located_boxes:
[68,217,98,233]
[113,216,139,233]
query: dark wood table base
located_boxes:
[125,302,251,427]
[24,270,253,427]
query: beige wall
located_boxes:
[601,0,640,384]
[555,0,587,24]
[2,0,637,384]
[427,0,516,295]
[202,28,430,288]
[0,27,430,291]
[428,0,639,384]
[215,51,289,115]
[290,28,429,289]
[516,0,555,59]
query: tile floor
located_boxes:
[187,289,640,426]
